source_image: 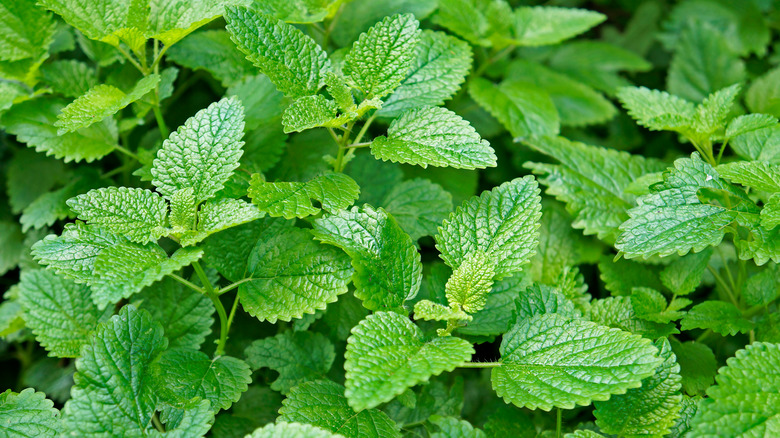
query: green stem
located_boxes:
[716,139,730,165]
[167,273,203,294]
[474,45,514,77]
[227,291,240,330]
[353,113,377,144]
[192,261,229,356]
[152,413,165,432]
[707,265,739,307]
[113,144,139,161]
[333,121,355,172]
[345,142,371,149]
[217,278,252,296]
[695,328,713,343]
[152,102,169,139]
[458,361,501,368]
[556,408,562,438]
[116,45,147,74]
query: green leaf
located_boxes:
[344,311,474,411]
[514,284,580,320]
[491,313,663,411]
[505,60,616,127]
[432,0,512,47]
[436,176,542,278]
[667,20,746,102]
[146,0,232,47]
[370,106,496,169]
[255,0,342,23]
[616,154,741,259]
[762,194,780,230]
[588,296,679,339]
[529,202,582,284]
[152,97,245,203]
[279,380,402,438]
[32,223,203,309]
[54,75,160,134]
[631,287,689,324]
[725,114,778,140]
[717,161,780,193]
[38,0,148,50]
[511,6,605,46]
[378,30,472,118]
[660,249,713,296]
[670,395,700,438]
[132,277,214,350]
[671,340,717,396]
[282,94,346,133]
[617,86,695,133]
[413,300,471,322]
[689,342,780,437]
[344,13,420,99]
[743,265,780,307]
[0,0,56,62]
[0,220,23,275]
[730,125,780,163]
[239,227,352,322]
[166,30,254,87]
[680,301,753,336]
[312,205,422,312]
[17,270,112,358]
[249,172,359,219]
[62,305,166,436]
[746,67,780,118]
[524,135,666,241]
[19,169,102,232]
[734,221,780,265]
[245,331,335,394]
[154,349,251,412]
[594,338,682,437]
[430,415,486,438]
[0,388,61,438]
[67,187,168,244]
[178,198,262,247]
[224,6,330,98]
[382,178,453,242]
[691,84,741,138]
[445,251,495,314]
[2,98,117,163]
[469,77,559,138]
[246,423,345,438]
[40,59,98,98]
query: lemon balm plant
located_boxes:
[2,0,780,437]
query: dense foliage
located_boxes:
[2,0,780,436]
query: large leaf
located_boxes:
[151,97,245,202]
[469,78,559,138]
[370,106,496,169]
[345,311,474,411]
[312,205,422,312]
[491,313,662,410]
[238,227,352,322]
[436,176,542,278]
[0,388,61,438]
[225,6,330,98]
[0,0,56,62]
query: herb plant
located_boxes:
[1,0,780,437]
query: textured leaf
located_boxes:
[0,388,61,438]
[631,288,689,324]
[17,270,111,358]
[616,154,741,259]
[0,220,23,275]
[0,0,56,62]
[154,349,251,411]
[524,135,666,241]
[282,94,345,133]
[491,313,662,410]
[430,416,486,438]
[734,222,780,265]
[382,178,452,242]
[514,284,580,320]
[617,86,695,132]
[344,13,420,99]
[55,75,160,134]
[312,205,422,312]
[413,300,471,322]
[371,106,496,169]
[132,277,214,350]
[245,331,335,394]
[469,78,559,138]
[671,340,717,396]
[436,176,542,278]
[660,249,712,296]
[680,301,753,336]
[146,0,232,46]
[725,114,778,140]
[511,6,605,46]
[445,251,495,314]
[247,423,345,438]
[67,187,168,244]
[249,172,359,219]
[19,169,102,232]
[31,223,203,309]
[345,311,474,410]
[225,6,330,98]
[279,380,401,438]
[746,67,780,118]
[588,296,679,339]
[40,59,98,98]
[594,338,682,437]
[38,0,147,49]
[178,198,262,247]
[254,0,341,23]
[547,41,651,94]
[2,98,118,163]
[152,97,245,202]
[166,30,254,87]
[239,227,352,322]
[62,306,166,436]
[378,30,472,118]
[689,342,780,437]
[717,161,780,193]
[432,0,512,47]
[692,84,741,137]
[743,265,780,307]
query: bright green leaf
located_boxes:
[249,172,359,219]
[0,388,61,438]
[469,78,559,138]
[511,6,605,47]
[680,301,753,336]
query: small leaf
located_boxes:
[617,86,695,133]
[152,97,245,203]
[671,340,717,396]
[436,176,542,278]
[491,313,662,410]
[282,94,346,133]
[344,13,421,99]
[178,198,262,247]
[680,301,753,336]
[246,423,345,438]
[725,114,778,139]
[445,251,495,314]
[345,311,474,411]
[248,172,360,219]
[659,249,713,296]
[279,380,401,438]
[0,388,61,438]
[469,77,559,138]
[511,6,605,46]
[370,106,496,169]
[514,284,580,320]
[225,6,330,98]
[245,331,335,394]
[717,161,780,193]
[413,300,471,322]
[430,415,486,438]
[382,178,453,242]
[312,205,422,312]
[588,296,679,339]
[631,287,688,324]
[55,75,160,134]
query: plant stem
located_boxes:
[353,113,377,144]
[345,142,371,148]
[333,121,355,172]
[192,261,230,356]
[152,103,169,139]
[116,45,147,74]
[474,45,514,77]
[227,292,240,329]
[716,139,730,164]
[707,266,739,307]
[152,413,165,432]
[458,361,500,368]
[217,278,252,296]
[113,144,140,161]
[166,273,204,294]
[556,408,562,438]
